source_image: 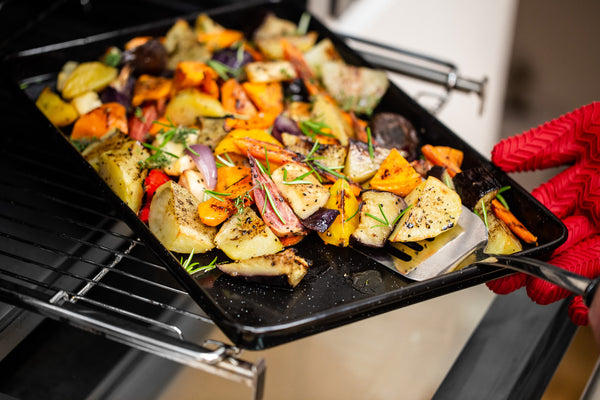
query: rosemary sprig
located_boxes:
[282,168,314,185]
[392,204,413,226]
[203,189,231,202]
[366,204,390,228]
[345,207,359,223]
[366,126,375,161]
[139,118,199,169]
[474,199,490,231]
[234,191,252,214]
[180,251,219,275]
[215,153,236,168]
[296,12,311,35]
[207,59,242,80]
[264,146,272,176]
[299,119,336,139]
[260,182,287,225]
[496,186,511,210]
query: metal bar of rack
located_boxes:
[0,141,265,399]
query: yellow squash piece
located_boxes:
[318,179,360,247]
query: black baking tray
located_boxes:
[1,0,567,350]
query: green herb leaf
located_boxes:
[181,251,219,275]
[296,12,311,35]
[366,204,390,228]
[299,119,336,139]
[366,126,375,161]
[392,204,413,226]
[203,189,231,202]
[345,207,359,223]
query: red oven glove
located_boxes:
[486,102,600,325]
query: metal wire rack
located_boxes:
[0,141,265,399]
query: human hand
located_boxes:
[486,102,600,326]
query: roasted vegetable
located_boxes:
[61,61,118,100]
[300,208,339,233]
[121,39,168,76]
[165,88,226,126]
[281,133,346,169]
[453,167,501,210]
[390,176,462,242]
[214,206,283,260]
[426,165,454,190]
[249,156,307,237]
[303,38,342,78]
[71,91,102,115]
[370,112,419,161]
[71,102,128,140]
[369,148,422,197]
[220,78,258,117]
[421,144,463,177]
[96,139,150,213]
[491,199,538,245]
[82,129,131,169]
[256,33,318,60]
[148,181,216,253]
[271,163,330,219]
[245,61,297,83]
[352,190,406,248]
[163,19,210,69]
[178,169,208,202]
[35,86,79,127]
[310,94,353,146]
[217,248,309,288]
[215,129,282,156]
[343,139,391,183]
[320,61,388,115]
[194,117,228,150]
[318,179,360,247]
[484,210,523,255]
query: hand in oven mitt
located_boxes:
[486,102,600,326]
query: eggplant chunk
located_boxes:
[484,211,523,255]
[427,165,455,190]
[352,190,406,248]
[453,167,501,210]
[148,181,216,253]
[217,248,310,288]
[214,207,283,260]
[390,176,462,242]
[343,139,391,183]
[271,163,330,219]
[370,112,419,161]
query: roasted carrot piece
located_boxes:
[221,78,258,117]
[198,173,254,226]
[369,148,422,196]
[234,137,298,164]
[280,235,305,247]
[421,144,463,177]
[216,165,251,190]
[491,199,538,244]
[241,81,284,114]
[224,111,278,131]
[197,29,244,51]
[131,74,172,107]
[71,103,128,139]
[281,38,314,80]
[349,111,369,143]
[243,42,263,62]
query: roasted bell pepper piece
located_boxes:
[369,149,422,197]
[318,179,360,247]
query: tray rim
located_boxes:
[0,0,568,350]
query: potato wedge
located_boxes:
[256,33,318,60]
[61,61,118,100]
[165,88,226,126]
[303,38,342,78]
[35,86,79,127]
[245,61,297,82]
[214,207,283,260]
[352,190,406,248]
[390,176,462,242]
[97,140,149,213]
[271,163,330,219]
[281,133,347,168]
[82,129,131,170]
[148,181,216,253]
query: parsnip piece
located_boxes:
[271,163,330,219]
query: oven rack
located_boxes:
[0,142,266,399]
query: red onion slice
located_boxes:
[186,144,217,190]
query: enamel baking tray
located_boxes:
[1,0,567,350]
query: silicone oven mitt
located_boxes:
[487,102,600,325]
